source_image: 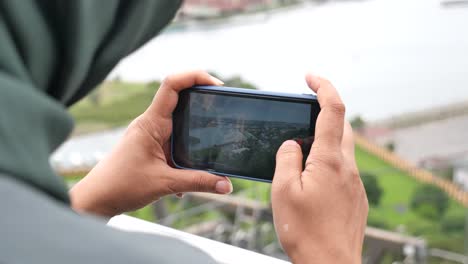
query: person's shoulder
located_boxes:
[0,175,216,264]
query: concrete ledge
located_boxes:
[108,214,290,264]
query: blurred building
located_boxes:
[363,100,468,190]
[179,0,275,18]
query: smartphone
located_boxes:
[171,86,320,183]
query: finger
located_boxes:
[166,168,233,194]
[149,70,224,118]
[305,73,345,150]
[341,121,356,165]
[273,140,303,189]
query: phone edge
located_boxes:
[171,85,319,184]
[191,85,317,102]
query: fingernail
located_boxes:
[306,73,320,89]
[210,76,224,86]
[215,180,232,194]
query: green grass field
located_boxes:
[356,147,465,253]
[68,80,466,255]
[70,81,159,135]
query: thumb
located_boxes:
[166,168,233,195]
[273,140,303,188]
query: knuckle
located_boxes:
[320,77,332,87]
[328,102,346,116]
[350,166,360,180]
[193,69,207,76]
[188,69,208,81]
[344,167,362,189]
[272,180,299,203]
[192,172,207,192]
[162,74,176,86]
[272,182,289,197]
[312,153,343,173]
[166,179,178,195]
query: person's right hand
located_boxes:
[271,74,368,263]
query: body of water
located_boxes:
[109,0,468,120]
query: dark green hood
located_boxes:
[0,0,182,203]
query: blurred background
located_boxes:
[53,0,468,263]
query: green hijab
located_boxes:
[0,0,182,203]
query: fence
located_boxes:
[354,134,468,207]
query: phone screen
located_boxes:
[172,89,320,182]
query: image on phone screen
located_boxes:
[173,90,320,182]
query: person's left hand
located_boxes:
[70,71,233,218]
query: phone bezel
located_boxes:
[171,85,319,183]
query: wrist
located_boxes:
[69,178,121,218]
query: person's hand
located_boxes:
[271,74,368,263]
[70,71,233,218]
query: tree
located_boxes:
[146,80,161,90]
[441,211,465,233]
[385,141,395,152]
[88,88,103,106]
[112,75,122,83]
[207,72,258,90]
[360,172,383,207]
[367,215,388,229]
[350,115,366,131]
[411,184,449,220]
[223,75,257,90]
